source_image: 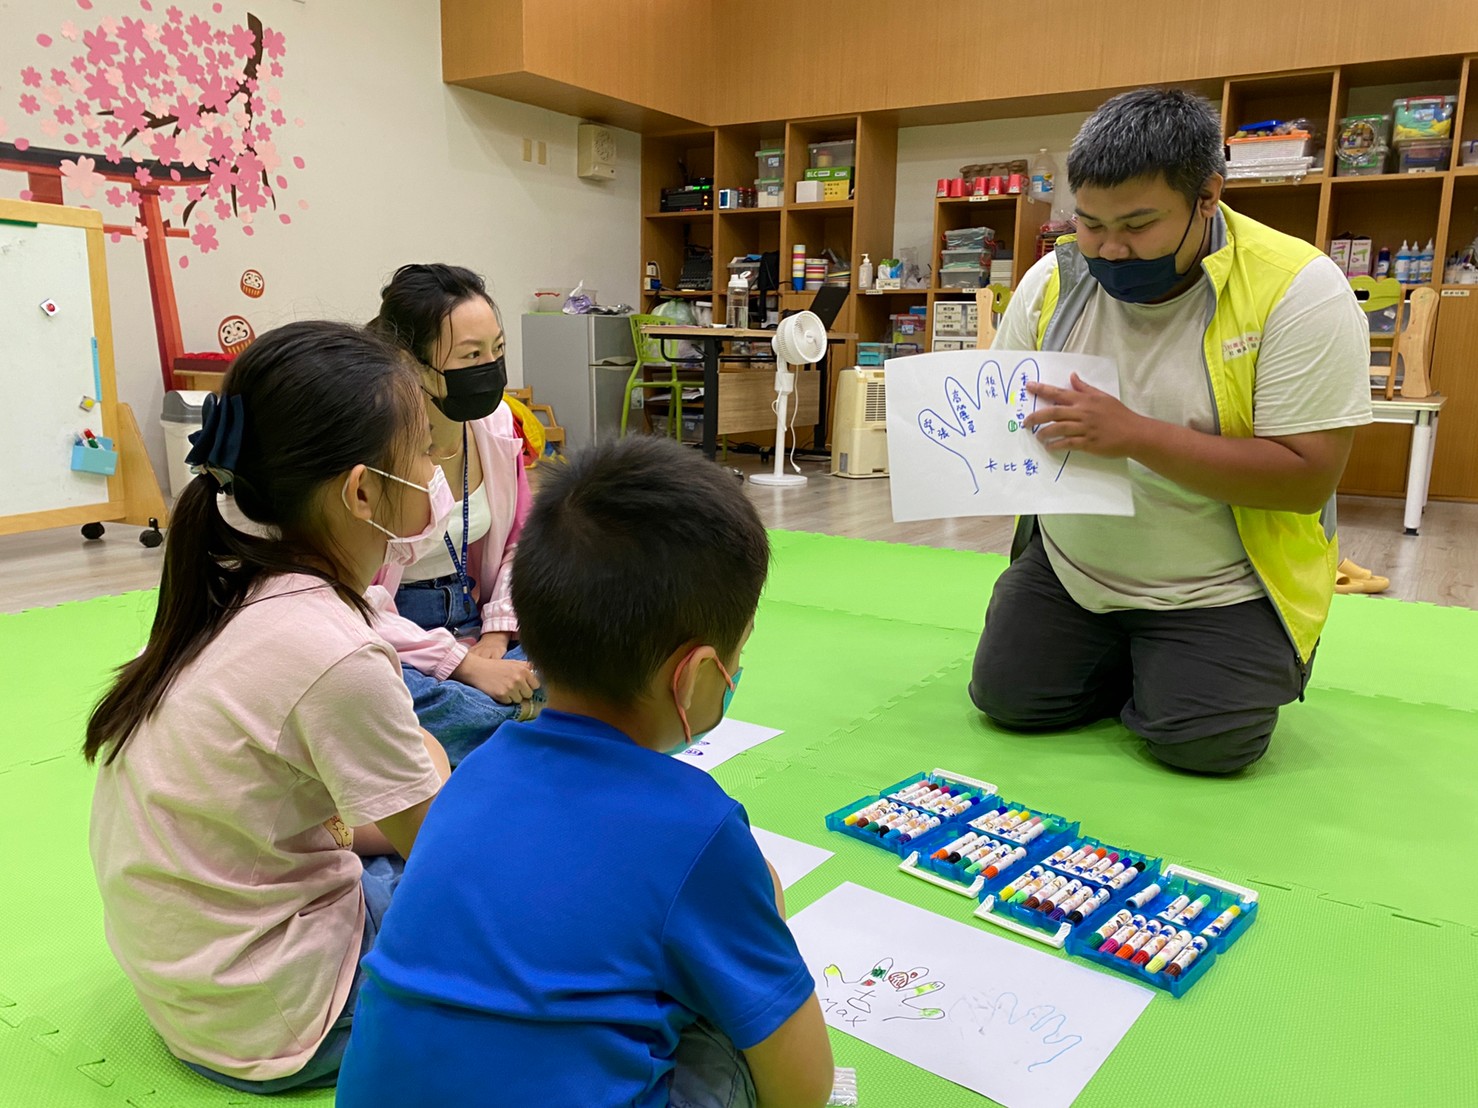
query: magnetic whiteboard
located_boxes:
[0,216,110,517]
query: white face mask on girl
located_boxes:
[343,465,455,568]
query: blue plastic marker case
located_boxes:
[1065,863,1259,997]
[972,834,1161,949]
[824,768,996,857]
[70,435,118,476]
[896,797,1078,899]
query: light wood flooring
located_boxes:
[2,456,1475,614]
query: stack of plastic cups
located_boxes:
[791,244,807,292]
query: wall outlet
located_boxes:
[522,138,533,163]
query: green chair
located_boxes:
[623,314,689,438]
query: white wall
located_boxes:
[892,113,1090,275]
[0,0,640,476]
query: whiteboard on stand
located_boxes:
[0,201,121,525]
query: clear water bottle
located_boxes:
[1029,148,1058,205]
[726,270,750,329]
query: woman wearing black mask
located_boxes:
[367,264,541,766]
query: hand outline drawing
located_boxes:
[949,989,1083,1071]
[820,956,947,1027]
[917,357,1068,493]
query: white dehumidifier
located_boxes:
[830,367,889,478]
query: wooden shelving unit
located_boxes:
[640,53,1478,494]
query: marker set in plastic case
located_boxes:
[825,768,1257,996]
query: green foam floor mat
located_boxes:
[3,531,1477,1106]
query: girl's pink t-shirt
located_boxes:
[89,574,441,1082]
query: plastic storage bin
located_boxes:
[1226,132,1311,162]
[856,342,892,366]
[755,148,784,179]
[1335,114,1391,177]
[824,769,998,857]
[1392,96,1457,143]
[941,247,992,268]
[940,269,987,289]
[1398,140,1451,173]
[755,178,783,208]
[161,390,213,497]
[898,796,1080,898]
[1460,139,1478,167]
[808,139,855,169]
[1065,864,1259,997]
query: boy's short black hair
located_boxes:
[512,437,770,706]
[1067,87,1227,203]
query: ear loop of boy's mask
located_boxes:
[671,648,741,748]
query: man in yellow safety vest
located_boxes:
[971,88,1372,774]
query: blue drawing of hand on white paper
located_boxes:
[948,989,1084,1071]
[917,357,1068,494]
[820,957,947,1027]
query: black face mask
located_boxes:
[426,356,507,422]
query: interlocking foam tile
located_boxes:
[738,598,980,745]
[1313,592,1478,713]
[765,531,1004,632]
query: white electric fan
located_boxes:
[749,310,828,488]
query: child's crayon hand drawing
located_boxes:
[947,989,1083,1071]
[820,957,946,1027]
[916,357,1068,493]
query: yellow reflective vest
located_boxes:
[1017,203,1336,662]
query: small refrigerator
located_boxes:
[520,314,637,451]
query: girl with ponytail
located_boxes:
[86,321,451,1092]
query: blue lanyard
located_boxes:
[442,424,471,598]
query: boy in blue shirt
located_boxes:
[338,436,834,1108]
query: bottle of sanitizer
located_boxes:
[1393,241,1413,283]
[858,253,873,291]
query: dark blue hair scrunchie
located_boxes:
[185,393,246,490]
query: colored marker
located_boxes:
[1099,915,1146,956]
[1040,845,1077,869]
[1088,909,1132,948]
[1166,936,1209,977]
[1022,874,1068,910]
[983,846,1027,879]
[1039,879,1082,914]
[1061,845,1097,870]
[1127,881,1163,909]
[1068,887,1112,925]
[1116,920,1162,961]
[1110,862,1148,890]
[1132,928,1172,966]
[1088,852,1121,877]
[1013,817,1049,843]
[968,806,1009,832]
[83,428,101,448]
[1160,895,1191,920]
[1176,894,1212,924]
[1200,905,1242,939]
[999,866,1046,901]
[965,841,1011,875]
[1007,869,1054,904]
[931,831,978,862]
[1147,930,1194,974]
[1049,884,1094,922]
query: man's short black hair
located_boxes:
[512,436,769,706]
[1067,88,1227,203]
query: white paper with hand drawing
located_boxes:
[787,882,1153,1108]
[885,350,1134,521]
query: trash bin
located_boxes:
[160,390,212,498]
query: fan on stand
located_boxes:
[749,310,827,488]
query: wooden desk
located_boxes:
[1370,394,1445,534]
[639,326,857,460]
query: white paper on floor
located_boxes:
[787,882,1154,1108]
[750,828,833,889]
[672,718,782,771]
